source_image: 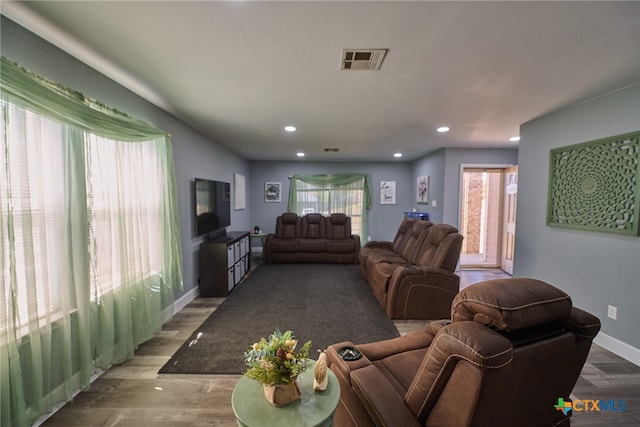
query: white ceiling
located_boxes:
[4,1,640,161]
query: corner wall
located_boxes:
[515,83,640,363]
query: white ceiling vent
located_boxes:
[341,49,387,70]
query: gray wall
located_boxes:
[249,161,412,242]
[515,83,640,354]
[442,148,519,227]
[411,149,446,223]
[412,148,519,227]
[1,16,252,297]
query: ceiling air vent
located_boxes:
[341,49,387,70]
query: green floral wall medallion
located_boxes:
[547,131,640,236]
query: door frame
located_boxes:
[458,163,515,269]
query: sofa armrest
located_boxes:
[356,325,440,360]
[351,364,423,427]
[326,341,373,388]
[326,325,440,386]
[352,234,361,262]
[386,267,460,319]
[263,234,275,263]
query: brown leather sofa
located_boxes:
[326,278,601,427]
[360,218,464,319]
[263,212,360,264]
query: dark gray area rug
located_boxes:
[159,263,399,374]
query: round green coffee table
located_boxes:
[232,361,339,427]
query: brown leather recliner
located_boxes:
[263,212,302,263]
[365,222,463,319]
[299,213,327,263]
[326,278,601,427]
[326,213,361,263]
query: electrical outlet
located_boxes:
[607,305,617,320]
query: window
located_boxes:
[288,174,370,238]
[1,56,183,427]
[1,100,66,331]
[0,101,169,331]
[86,134,163,301]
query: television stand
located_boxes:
[199,231,250,297]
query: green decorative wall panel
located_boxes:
[547,131,640,236]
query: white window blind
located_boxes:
[293,179,364,236]
[1,100,65,331]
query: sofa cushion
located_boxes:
[451,278,573,331]
[365,250,406,269]
[392,219,417,254]
[275,212,301,238]
[414,223,462,271]
[326,239,356,254]
[399,221,432,264]
[270,238,300,253]
[327,213,351,239]
[302,213,326,238]
[299,238,326,252]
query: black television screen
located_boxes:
[194,178,231,236]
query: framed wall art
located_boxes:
[380,181,396,205]
[265,182,281,203]
[417,175,429,204]
[547,131,640,236]
[234,173,246,210]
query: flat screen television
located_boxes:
[194,178,231,237]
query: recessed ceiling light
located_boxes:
[393,153,402,158]
[284,126,297,132]
[296,152,305,157]
[509,136,521,142]
[437,126,450,133]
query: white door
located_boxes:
[501,166,518,275]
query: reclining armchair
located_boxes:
[326,278,601,427]
[366,222,463,319]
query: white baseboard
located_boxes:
[173,285,200,315]
[594,332,640,367]
[161,285,200,323]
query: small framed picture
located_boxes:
[265,182,281,202]
[417,175,429,204]
[380,181,396,205]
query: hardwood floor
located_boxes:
[40,267,640,426]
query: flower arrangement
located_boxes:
[244,329,312,386]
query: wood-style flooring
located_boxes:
[40,266,640,426]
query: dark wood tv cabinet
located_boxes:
[199,231,250,297]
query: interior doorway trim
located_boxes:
[458,163,515,269]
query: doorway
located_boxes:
[459,166,517,273]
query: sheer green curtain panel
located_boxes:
[1,56,183,426]
[287,174,371,240]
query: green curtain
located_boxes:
[288,173,371,242]
[0,56,183,426]
[0,57,166,141]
